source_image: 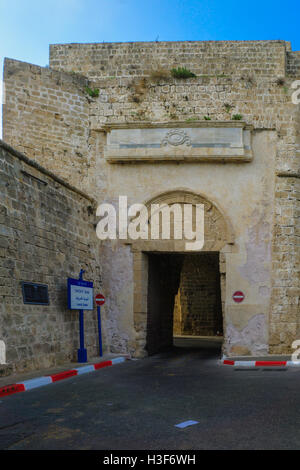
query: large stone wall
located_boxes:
[270,173,300,353]
[0,141,103,374]
[49,40,287,79]
[2,40,300,356]
[287,51,300,76]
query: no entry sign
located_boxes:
[232,291,245,303]
[95,293,105,306]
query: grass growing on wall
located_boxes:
[171,67,196,79]
[85,86,100,98]
[232,114,243,120]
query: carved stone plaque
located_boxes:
[104,122,253,163]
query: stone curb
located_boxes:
[0,357,126,398]
[221,359,300,369]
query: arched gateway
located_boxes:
[127,190,235,357]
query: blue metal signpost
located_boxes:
[68,270,94,363]
[95,294,105,357]
[78,309,86,362]
[97,306,103,357]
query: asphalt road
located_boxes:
[0,346,300,450]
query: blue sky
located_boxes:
[0,0,299,135]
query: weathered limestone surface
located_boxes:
[3,59,91,192]
[2,40,300,359]
[0,141,103,372]
[49,40,287,79]
[287,51,300,76]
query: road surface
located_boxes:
[0,346,299,450]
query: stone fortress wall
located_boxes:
[2,40,300,365]
[0,141,103,374]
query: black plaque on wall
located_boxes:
[21,282,49,305]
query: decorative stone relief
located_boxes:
[161,129,191,147]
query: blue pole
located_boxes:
[97,305,103,357]
[77,269,87,363]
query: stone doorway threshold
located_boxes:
[173,335,223,349]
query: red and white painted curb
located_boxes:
[222,358,300,369]
[0,357,126,398]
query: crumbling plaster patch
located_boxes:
[100,241,135,354]
[239,215,272,286]
[225,314,268,356]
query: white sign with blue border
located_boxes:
[68,278,94,310]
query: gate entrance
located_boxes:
[131,190,233,358]
[146,253,223,355]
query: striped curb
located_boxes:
[0,357,126,398]
[222,359,300,368]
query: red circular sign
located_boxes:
[95,294,105,306]
[232,291,245,303]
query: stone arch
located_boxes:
[147,189,233,250]
[129,189,234,357]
